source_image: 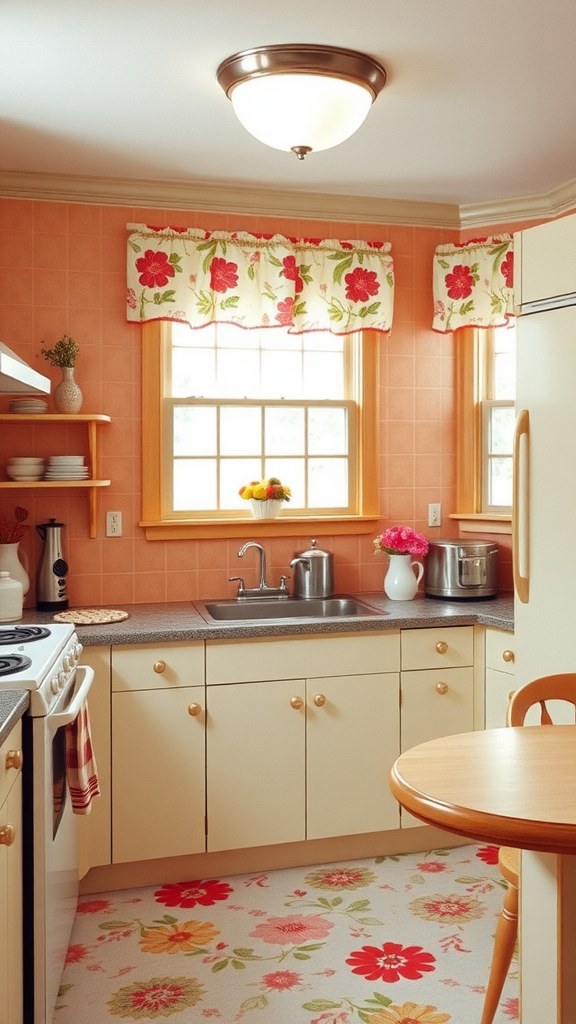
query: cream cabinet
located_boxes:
[0,720,23,1024]
[111,643,206,864]
[485,627,516,728]
[205,633,400,851]
[400,626,476,827]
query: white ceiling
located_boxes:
[1,0,575,212]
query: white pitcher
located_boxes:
[384,552,424,601]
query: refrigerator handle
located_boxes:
[513,408,530,604]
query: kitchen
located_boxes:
[1,2,576,1022]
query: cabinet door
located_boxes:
[112,685,206,863]
[400,667,474,828]
[306,673,400,840]
[206,679,305,852]
[517,213,576,306]
[485,669,516,729]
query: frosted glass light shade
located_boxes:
[230,73,374,153]
[217,44,386,158]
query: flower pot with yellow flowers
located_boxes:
[239,477,291,519]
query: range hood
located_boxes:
[0,341,51,394]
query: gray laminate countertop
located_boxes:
[18,592,514,646]
[0,690,29,746]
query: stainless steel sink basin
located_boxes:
[193,595,384,622]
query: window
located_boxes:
[141,322,380,540]
[453,323,516,532]
[481,325,515,512]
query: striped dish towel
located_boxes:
[65,702,101,814]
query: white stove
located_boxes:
[0,622,81,715]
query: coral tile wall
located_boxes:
[0,197,511,607]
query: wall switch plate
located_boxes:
[106,511,122,537]
[428,503,441,527]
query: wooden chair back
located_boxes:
[507,672,576,727]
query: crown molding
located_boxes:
[0,170,460,228]
[460,176,576,228]
[1,168,575,231]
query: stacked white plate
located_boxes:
[7,457,45,481]
[44,455,89,480]
[9,397,48,414]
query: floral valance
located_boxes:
[126,225,394,335]
[432,234,514,333]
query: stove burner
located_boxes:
[0,626,51,645]
[0,654,32,677]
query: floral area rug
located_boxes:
[54,844,518,1023]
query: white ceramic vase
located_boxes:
[249,498,284,519]
[0,541,30,597]
[384,552,424,601]
[54,366,83,414]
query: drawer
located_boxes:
[112,642,205,691]
[0,721,23,809]
[206,632,400,684]
[485,627,515,675]
[401,626,474,671]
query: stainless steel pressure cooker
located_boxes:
[425,540,498,599]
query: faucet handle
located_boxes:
[229,576,246,596]
[279,575,289,593]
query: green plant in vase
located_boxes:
[41,334,82,413]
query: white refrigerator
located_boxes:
[514,212,576,684]
[512,211,576,1024]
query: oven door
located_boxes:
[29,665,95,1024]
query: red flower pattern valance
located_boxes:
[126,225,394,335]
[432,235,514,333]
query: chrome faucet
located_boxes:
[230,542,289,599]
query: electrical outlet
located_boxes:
[428,503,441,528]
[106,511,122,537]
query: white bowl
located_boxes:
[7,470,43,481]
[7,457,45,465]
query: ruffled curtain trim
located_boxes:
[432,234,514,333]
[127,225,394,336]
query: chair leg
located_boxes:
[480,879,519,1024]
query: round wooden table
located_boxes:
[390,726,576,1024]
[389,724,576,854]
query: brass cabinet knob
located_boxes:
[0,825,15,847]
[153,660,166,674]
[290,696,304,710]
[436,682,449,695]
[502,649,515,663]
[5,750,23,771]
[314,694,326,707]
[435,641,448,655]
[188,703,202,717]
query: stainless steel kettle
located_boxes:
[36,518,69,611]
[290,539,334,599]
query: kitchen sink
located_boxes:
[193,595,385,622]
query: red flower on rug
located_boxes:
[476,845,499,866]
[346,941,436,982]
[76,898,113,915]
[154,878,233,908]
[250,913,333,945]
[415,861,448,874]
[65,943,90,965]
[261,969,303,991]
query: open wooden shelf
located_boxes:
[0,413,112,537]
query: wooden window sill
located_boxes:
[140,515,381,541]
[449,512,511,535]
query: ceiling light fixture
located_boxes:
[217,44,387,160]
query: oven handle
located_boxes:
[49,665,95,730]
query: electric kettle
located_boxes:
[36,518,69,611]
